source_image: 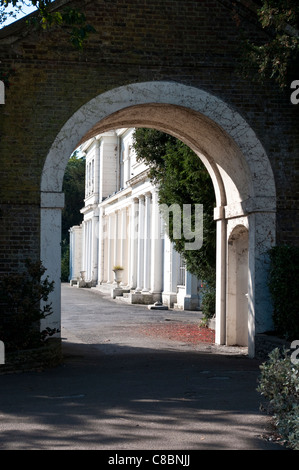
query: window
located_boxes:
[178,255,186,286]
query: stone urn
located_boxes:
[112,266,124,286]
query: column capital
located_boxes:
[41,191,65,209]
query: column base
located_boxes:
[162,292,177,308]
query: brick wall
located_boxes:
[0,0,298,274]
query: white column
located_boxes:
[214,207,227,346]
[123,146,130,188]
[91,213,98,285]
[72,225,83,281]
[82,221,87,274]
[90,220,93,280]
[136,195,145,292]
[129,198,138,289]
[94,139,100,199]
[87,221,92,280]
[150,191,163,294]
[97,206,104,284]
[120,208,126,267]
[113,210,119,267]
[142,192,151,292]
[107,214,112,282]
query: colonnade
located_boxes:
[98,190,164,294]
[76,185,201,309]
[81,211,98,285]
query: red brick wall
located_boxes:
[0,0,298,273]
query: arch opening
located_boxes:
[40,81,276,357]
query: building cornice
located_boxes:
[127,169,149,187]
[80,203,98,215]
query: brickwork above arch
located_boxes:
[0,0,297,273]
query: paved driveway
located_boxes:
[0,284,285,450]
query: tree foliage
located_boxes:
[62,151,85,242]
[61,151,85,281]
[133,128,216,288]
[258,347,299,450]
[268,245,299,340]
[0,0,96,49]
[241,0,299,88]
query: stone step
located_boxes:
[115,295,130,303]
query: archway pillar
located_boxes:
[40,191,64,334]
[215,202,276,356]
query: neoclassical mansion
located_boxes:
[69,128,201,310]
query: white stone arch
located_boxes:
[41,81,276,357]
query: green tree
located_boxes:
[133,129,216,319]
[268,245,299,340]
[240,0,299,88]
[61,151,85,281]
[0,0,95,49]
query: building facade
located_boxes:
[69,129,201,310]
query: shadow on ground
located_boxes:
[0,338,285,450]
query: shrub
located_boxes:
[61,242,70,282]
[0,260,59,352]
[257,347,299,450]
[200,285,215,326]
[268,245,299,340]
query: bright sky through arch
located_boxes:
[1,3,37,28]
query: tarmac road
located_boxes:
[0,283,286,451]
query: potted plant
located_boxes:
[112,266,124,286]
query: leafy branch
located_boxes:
[0,1,96,50]
[0,259,59,351]
[240,0,299,88]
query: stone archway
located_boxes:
[40,81,276,357]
